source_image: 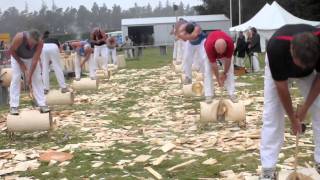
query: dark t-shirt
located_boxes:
[267,24,320,81]
[44,38,60,48]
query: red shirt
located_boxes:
[204,31,234,63]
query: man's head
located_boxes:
[250,27,257,35]
[185,23,195,34]
[28,29,41,44]
[214,39,227,54]
[43,30,50,39]
[290,32,320,69]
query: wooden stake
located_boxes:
[167,159,197,172]
[145,167,163,180]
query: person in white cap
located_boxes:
[70,40,96,81]
[9,29,50,115]
[41,31,69,94]
[260,24,320,180]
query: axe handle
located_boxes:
[294,133,299,173]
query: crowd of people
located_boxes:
[233,27,261,72]
[172,19,320,180]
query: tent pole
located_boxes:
[230,0,233,26]
[239,0,241,24]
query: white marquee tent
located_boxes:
[230,1,320,51]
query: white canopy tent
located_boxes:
[230,1,320,51]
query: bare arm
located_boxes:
[275,81,295,122]
[10,33,27,72]
[222,57,231,75]
[81,47,93,67]
[211,62,221,86]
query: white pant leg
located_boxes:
[47,44,66,89]
[111,48,117,65]
[88,54,96,78]
[296,73,320,163]
[176,40,182,63]
[260,54,286,168]
[29,60,46,106]
[94,45,108,70]
[236,57,244,67]
[9,57,23,107]
[252,53,260,72]
[129,49,133,59]
[74,54,81,79]
[10,57,46,107]
[223,57,235,96]
[198,40,213,97]
[183,42,195,79]
[40,46,51,90]
[173,40,177,60]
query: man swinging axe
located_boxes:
[260,24,320,180]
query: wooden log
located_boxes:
[0,68,12,87]
[279,168,319,180]
[117,55,126,68]
[96,70,110,80]
[72,78,98,91]
[46,90,74,105]
[182,84,194,97]
[192,82,204,97]
[182,82,204,97]
[200,100,220,122]
[222,100,246,123]
[174,64,182,73]
[7,110,52,132]
[108,64,118,74]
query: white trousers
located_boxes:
[74,54,96,79]
[107,48,117,65]
[260,54,320,168]
[176,39,185,63]
[235,57,245,67]
[183,39,213,97]
[10,57,46,107]
[252,53,260,72]
[125,49,133,59]
[93,45,108,70]
[41,44,66,90]
[221,57,236,96]
[173,40,178,60]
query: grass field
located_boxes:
[0,48,315,179]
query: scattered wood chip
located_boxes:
[161,142,176,153]
[167,159,197,172]
[39,151,73,162]
[134,155,152,163]
[92,161,104,168]
[202,158,217,165]
[145,166,163,180]
[152,154,167,166]
[220,170,235,177]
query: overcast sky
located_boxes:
[1,0,202,11]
